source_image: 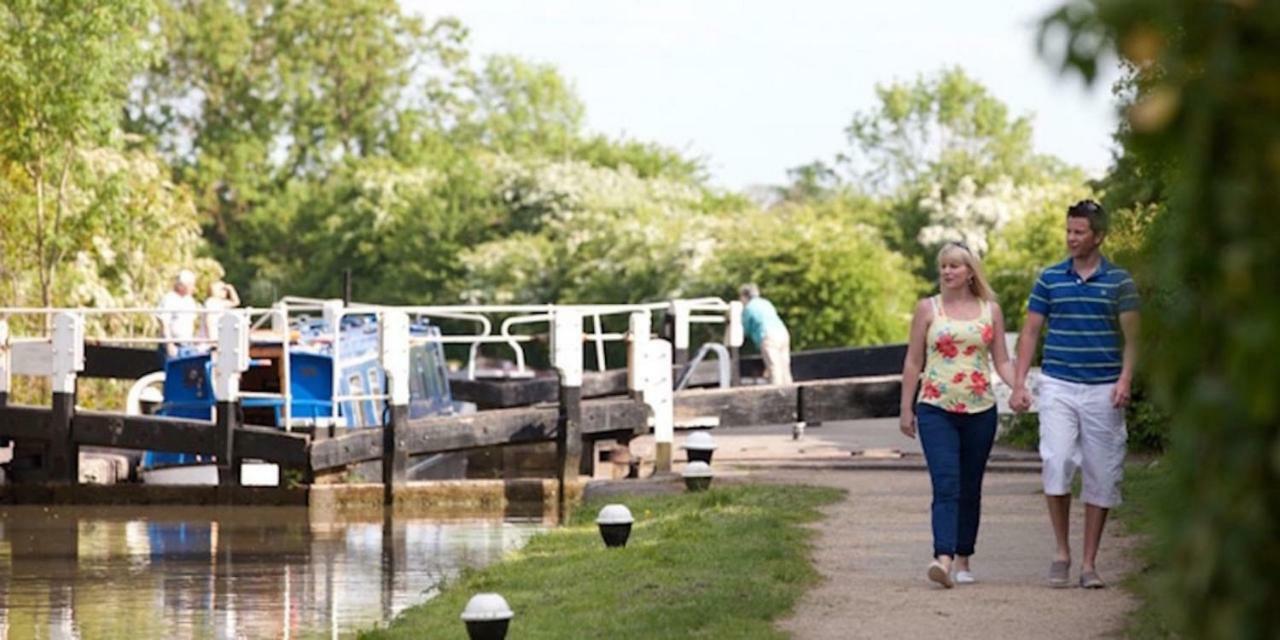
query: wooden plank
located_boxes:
[83,344,161,380]
[309,428,383,471]
[675,385,799,427]
[48,392,76,483]
[452,361,726,409]
[72,411,217,454]
[235,425,310,467]
[798,376,902,423]
[448,377,558,409]
[580,397,649,435]
[0,405,53,441]
[401,406,560,456]
[740,344,907,381]
[557,385,582,519]
[383,404,408,504]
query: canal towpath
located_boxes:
[624,418,1139,640]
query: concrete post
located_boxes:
[551,308,583,523]
[213,312,249,487]
[48,312,84,483]
[726,300,744,387]
[380,310,411,506]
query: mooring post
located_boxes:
[628,310,674,473]
[48,312,84,484]
[213,312,250,488]
[647,340,675,474]
[380,310,411,506]
[726,300,744,387]
[669,300,690,366]
[551,307,583,523]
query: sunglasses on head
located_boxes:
[1070,200,1103,215]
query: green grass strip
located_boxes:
[1113,461,1176,639]
[359,484,844,639]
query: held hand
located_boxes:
[1112,378,1132,408]
[1009,387,1030,413]
[899,413,917,439]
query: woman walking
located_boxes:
[899,241,1017,588]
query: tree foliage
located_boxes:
[701,206,925,349]
[0,0,157,307]
[1044,1,1280,637]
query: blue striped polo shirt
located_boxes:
[1027,257,1139,384]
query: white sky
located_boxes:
[406,0,1121,189]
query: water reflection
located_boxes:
[0,506,544,639]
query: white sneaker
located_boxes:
[954,570,976,584]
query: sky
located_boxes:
[406,0,1122,190]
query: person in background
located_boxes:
[899,241,1017,589]
[1009,199,1140,590]
[740,283,792,386]
[156,269,199,362]
[203,280,241,343]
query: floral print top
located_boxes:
[919,296,996,414]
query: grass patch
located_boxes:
[359,484,844,640]
[1113,460,1175,639]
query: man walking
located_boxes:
[739,283,792,386]
[1010,200,1139,589]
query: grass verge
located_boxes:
[359,483,844,640]
[1113,460,1175,639]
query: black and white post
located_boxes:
[380,310,411,506]
[48,312,84,484]
[552,307,583,524]
[213,312,250,488]
[629,310,674,474]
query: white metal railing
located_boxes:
[0,297,741,433]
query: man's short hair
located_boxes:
[739,283,760,299]
[1067,199,1108,235]
[176,269,196,286]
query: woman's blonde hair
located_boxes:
[937,242,996,301]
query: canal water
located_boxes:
[0,505,545,639]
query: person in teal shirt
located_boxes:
[739,283,792,385]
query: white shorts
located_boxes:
[1037,375,1127,508]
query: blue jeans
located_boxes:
[916,403,997,558]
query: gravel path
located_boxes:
[770,468,1138,640]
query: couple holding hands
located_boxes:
[899,199,1140,590]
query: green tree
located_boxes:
[1044,1,1280,637]
[458,157,715,305]
[463,55,585,156]
[842,67,1048,193]
[702,205,926,349]
[128,0,471,284]
[0,0,156,307]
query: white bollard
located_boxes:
[213,312,250,402]
[642,339,674,473]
